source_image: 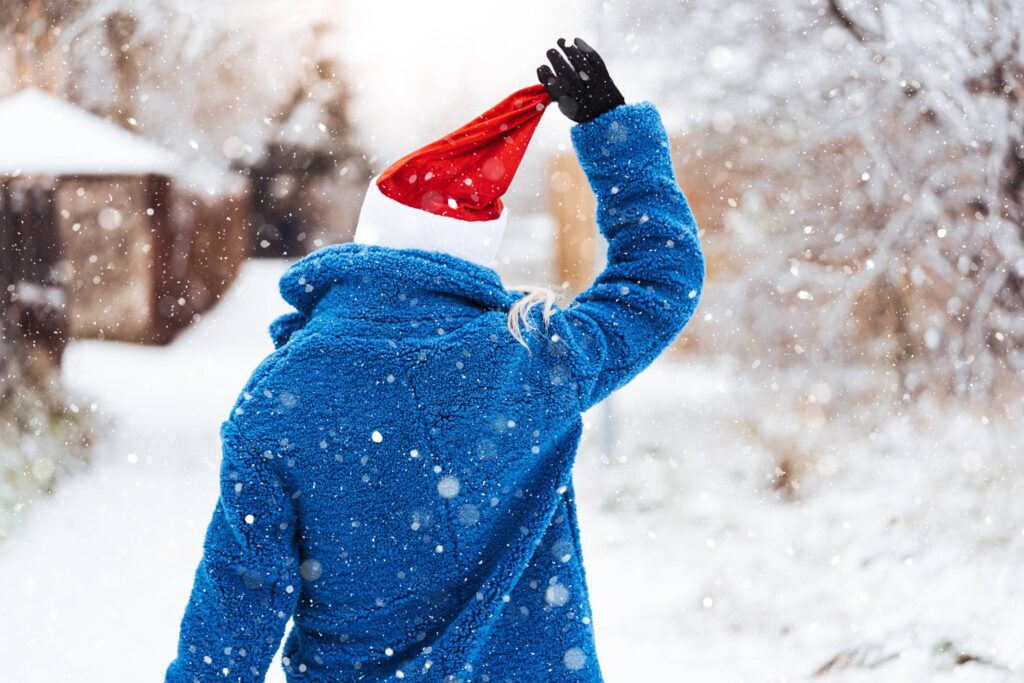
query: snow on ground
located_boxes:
[1,256,1022,682]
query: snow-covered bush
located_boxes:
[0,336,93,542]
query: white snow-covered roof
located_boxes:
[0,89,178,177]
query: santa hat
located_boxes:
[353,84,551,268]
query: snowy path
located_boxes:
[1,259,1022,682]
[0,260,295,681]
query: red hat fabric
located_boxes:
[353,85,551,267]
[377,85,551,222]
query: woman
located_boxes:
[167,38,704,682]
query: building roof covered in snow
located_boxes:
[0,89,178,177]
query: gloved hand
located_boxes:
[537,37,624,123]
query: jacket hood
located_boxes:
[271,243,520,347]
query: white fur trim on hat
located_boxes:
[353,176,507,269]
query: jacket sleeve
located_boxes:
[551,102,705,411]
[166,420,300,683]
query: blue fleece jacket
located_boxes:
[167,102,704,683]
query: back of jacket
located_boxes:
[167,102,704,683]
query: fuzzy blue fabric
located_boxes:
[167,102,704,683]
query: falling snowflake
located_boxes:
[437,476,460,499]
[457,504,479,526]
[545,583,569,607]
[300,559,322,582]
[563,647,586,671]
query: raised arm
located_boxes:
[166,420,300,683]
[539,38,705,411]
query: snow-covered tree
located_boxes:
[3,0,367,197]
[602,0,1024,406]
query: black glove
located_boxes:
[537,37,624,124]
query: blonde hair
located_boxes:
[507,285,562,347]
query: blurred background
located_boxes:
[1,0,1023,681]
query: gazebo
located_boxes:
[0,89,247,346]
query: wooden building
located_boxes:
[0,89,248,348]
